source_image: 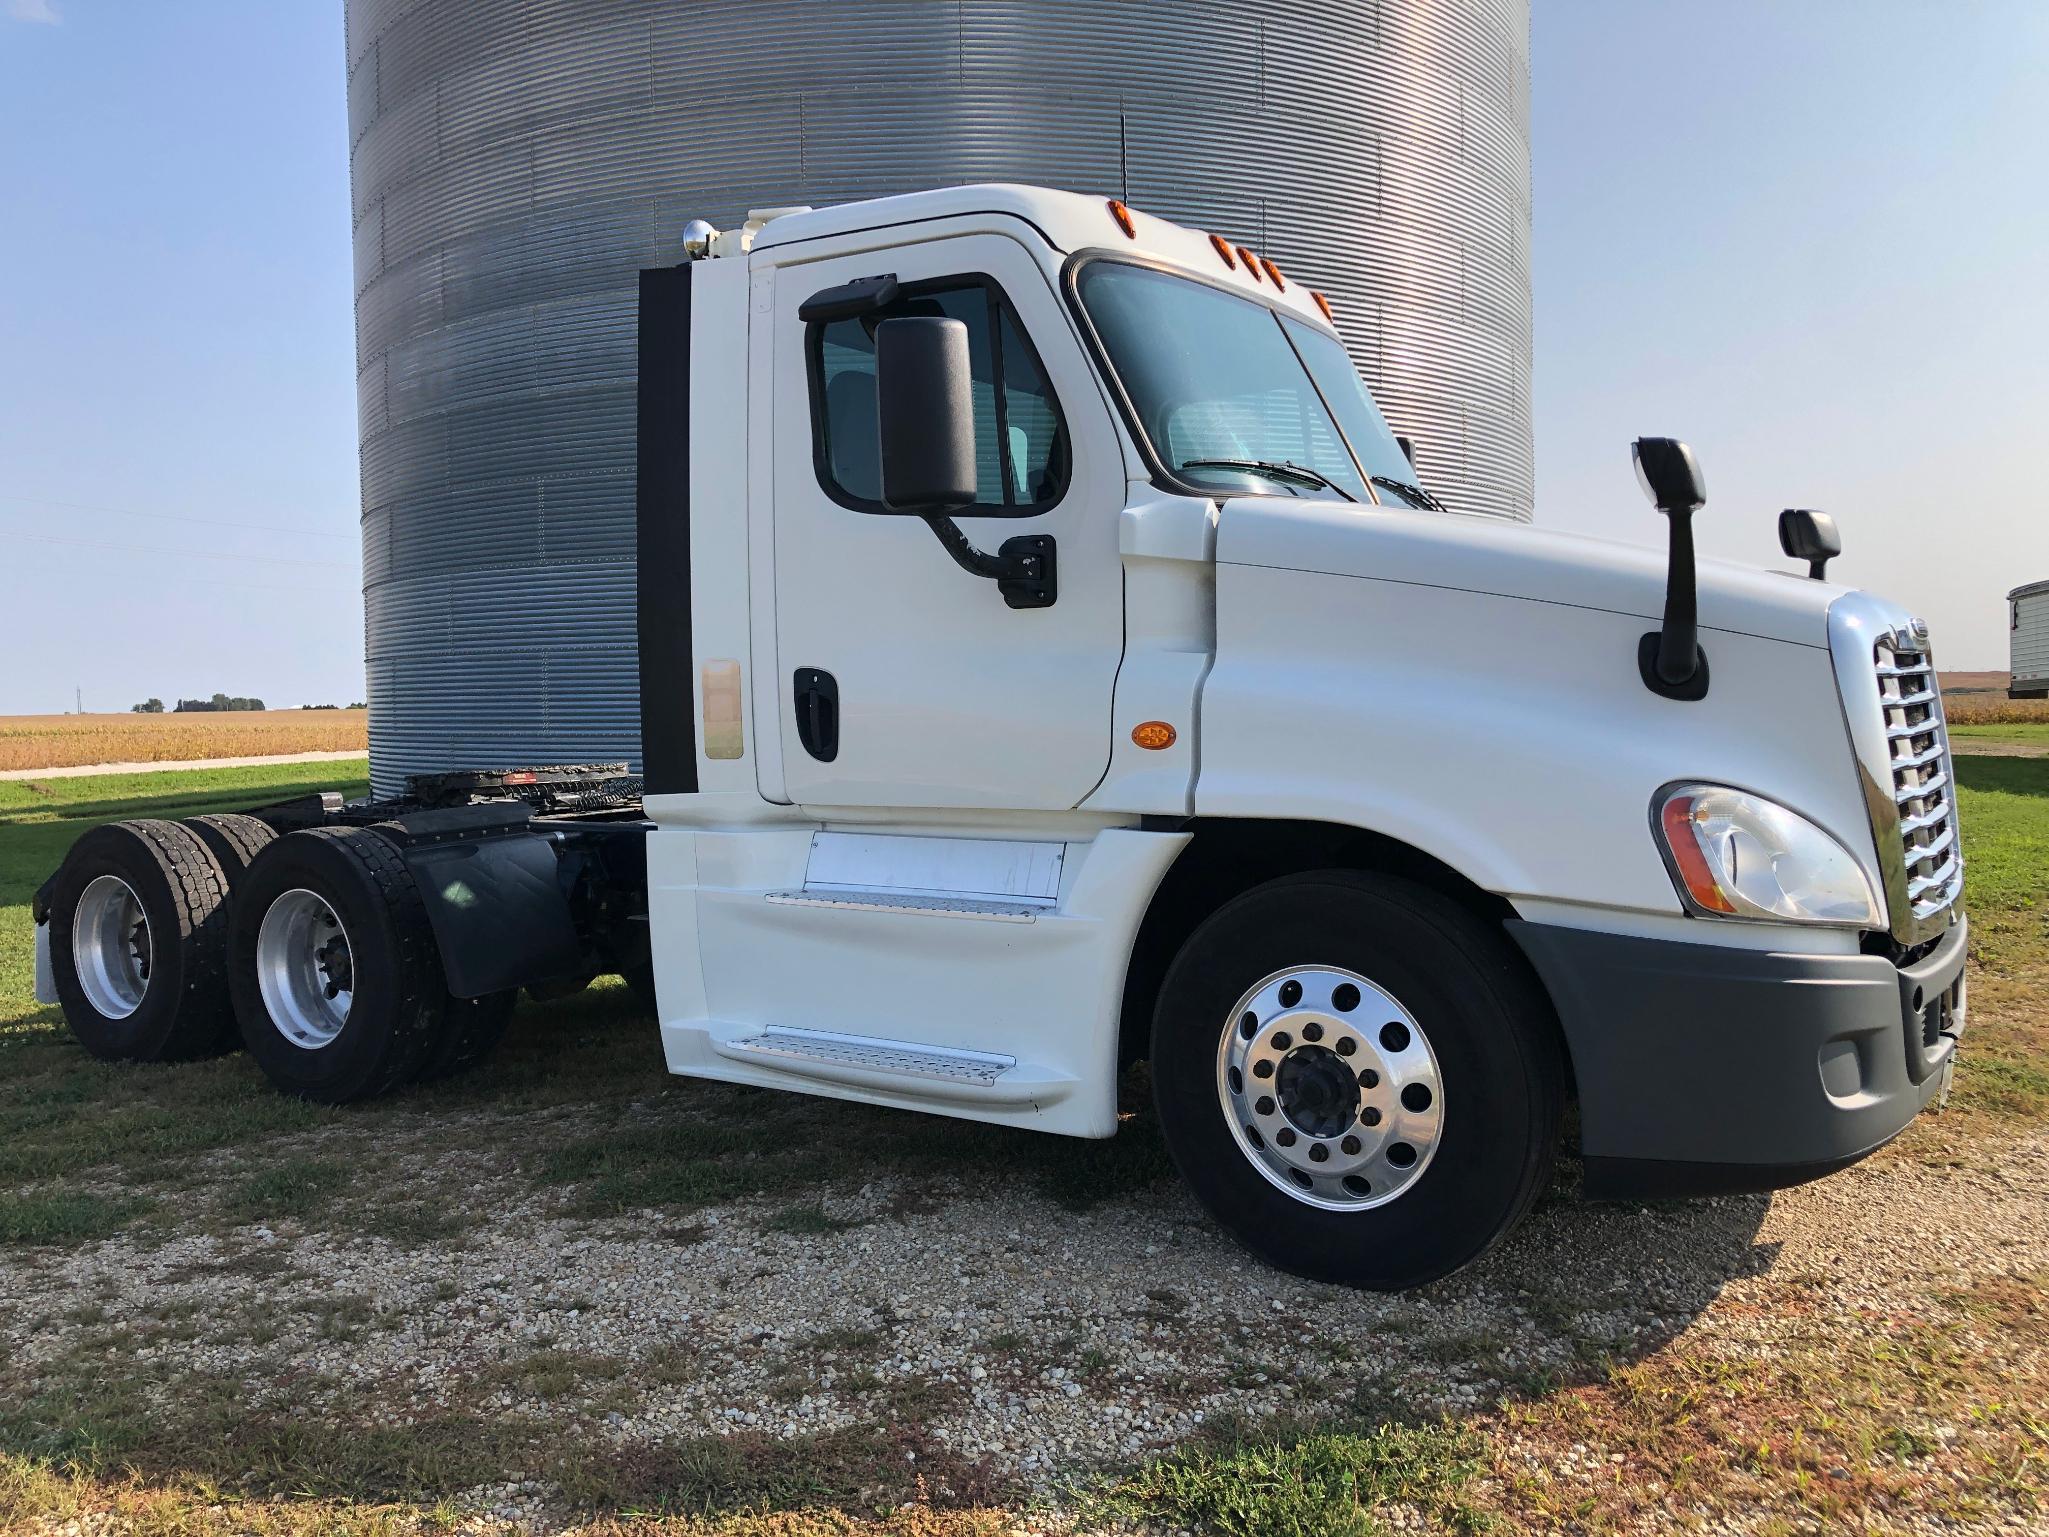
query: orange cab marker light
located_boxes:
[1660,795,1737,914]
[1107,198,1137,238]
[1312,290,1335,323]
[1208,233,1238,270]
[1131,721,1178,751]
[1260,257,1286,290]
[1237,246,1262,281]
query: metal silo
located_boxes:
[346,0,1532,793]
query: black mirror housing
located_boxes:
[1778,508,1840,580]
[1632,437,1707,513]
[877,316,977,512]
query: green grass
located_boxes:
[1083,1415,1488,1537]
[1949,721,2049,747]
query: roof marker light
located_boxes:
[1260,257,1286,290]
[1312,291,1335,323]
[1208,233,1238,270]
[1107,198,1137,238]
[1237,246,1262,281]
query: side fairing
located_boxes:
[1196,558,1879,920]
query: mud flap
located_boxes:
[34,920,56,1005]
[374,809,586,999]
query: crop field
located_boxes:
[0,711,367,773]
[0,757,2044,1536]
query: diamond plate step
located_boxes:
[723,1026,1016,1086]
[764,889,1044,921]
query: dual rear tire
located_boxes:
[49,818,515,1101]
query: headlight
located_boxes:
[1652,784,1881,927]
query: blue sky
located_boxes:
[0,2,2042,715]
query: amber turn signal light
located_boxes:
[1131,721,1178,751]
[1107,198,1137,238]
[1312,290,1335,323]
[1208,233,1238,270]
[1260,257,1286,290]
[1237,246,1261,281]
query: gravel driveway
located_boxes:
[3,1072,2043,1531]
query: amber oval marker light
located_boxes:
[1106,198,1137,238]
[1237,246,1262,281]
[1208,233,1238,269]
[1312,291,1335,323]
[1260,257,1286,290]
[1132,721,1178,750]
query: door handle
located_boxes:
[793,667,839,763]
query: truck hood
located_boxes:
[1213,496,1839,649]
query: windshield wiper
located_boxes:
[1178,458,1358,503]
[1371,474,1449,513]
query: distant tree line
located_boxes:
[131,694,364,712]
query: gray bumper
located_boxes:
[1508,913,1967,1200]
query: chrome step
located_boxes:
[764,888,1044,921]
[722,1026,1016,1086]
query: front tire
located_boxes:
[1152,870,1561,1290]
[230,827,446,1103]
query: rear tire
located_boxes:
[181,814,276,885]
[49,819,234,1060]
[1152,870,1561,1290]
[230,827,446,1103]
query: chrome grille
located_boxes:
[1874,629,1963,932]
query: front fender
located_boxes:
[1195,561,1877,917]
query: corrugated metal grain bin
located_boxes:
[346,0,1533,792]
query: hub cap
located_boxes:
[256,888,354,1049]
[1216,965,1444,1210]
[72,875,152,1019]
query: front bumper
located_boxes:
[1509,913,1967,1200]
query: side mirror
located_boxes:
[1631,436,1708,700]
[1631,437,1706,512]
[876,316,976,511]
[871,315,1055,609]
[1778,508,1840,581]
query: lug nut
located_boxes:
[1308,1142,1330,1162]
[1360,1106,1382,1127]
[1336,1037,1357,1057]
[1272,1031,1292,1051]
[1255,1095,1276,1116]
[1341,1135,1362,1155]
[1253,1060,1274,1080]
[1357,1068,1379,1089]
[1303,1021,1324,1043]
[1275,1127,1297,1147]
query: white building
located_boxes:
[2011,580,2049,697]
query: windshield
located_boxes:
[1074,260,1438,510]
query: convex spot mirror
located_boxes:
[876,316,977,512]
[1779,508,1841,580]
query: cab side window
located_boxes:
[810,278,1069,513]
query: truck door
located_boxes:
[769,233,1125,811]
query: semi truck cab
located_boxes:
[36,185,1967,1290]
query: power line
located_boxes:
[0,491,354,540]
[1,529,356,571]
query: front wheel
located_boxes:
[1152,870,1562,1290]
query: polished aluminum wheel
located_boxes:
[1216,965,1444,1211]
[72,874,152,1019]
[255,888,354,1049]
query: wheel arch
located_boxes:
[1118,818,1570,1092]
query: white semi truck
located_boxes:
[34,186,1966,1290]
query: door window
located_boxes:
[809,278,1070,513]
